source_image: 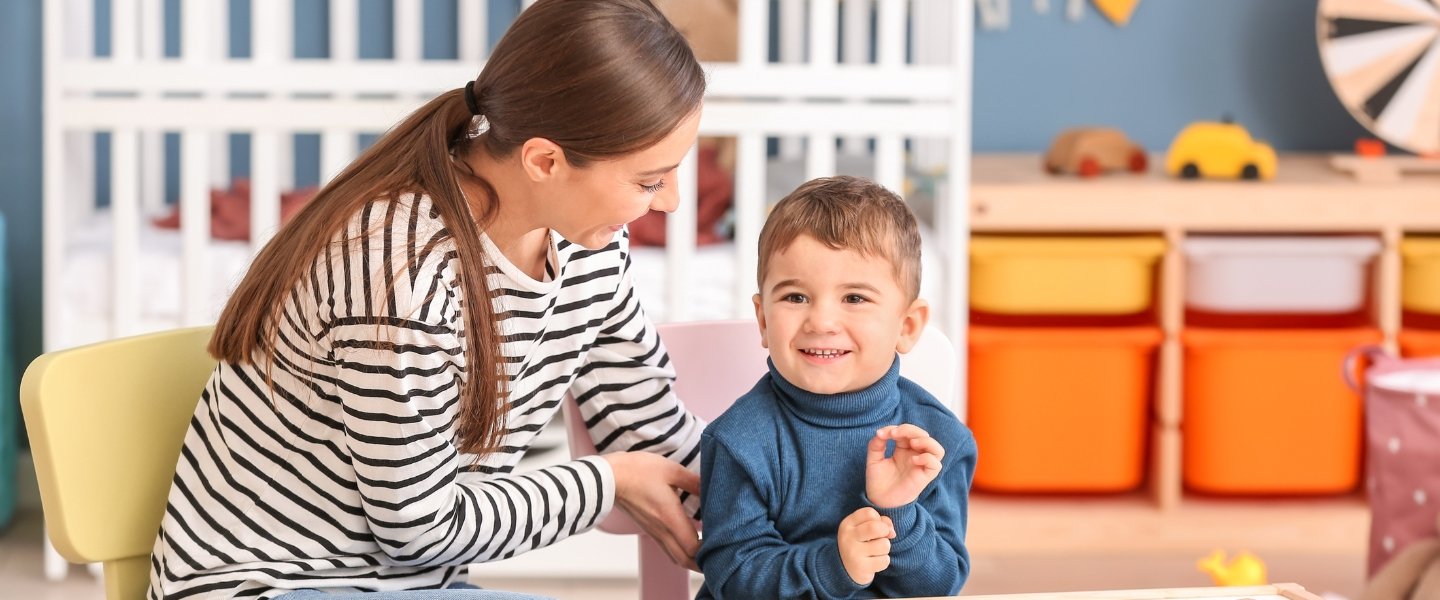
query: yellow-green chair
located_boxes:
[21,327,217,600]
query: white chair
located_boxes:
[563,319,961,600]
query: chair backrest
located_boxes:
[21,327,217,600]
[562,319,960,600]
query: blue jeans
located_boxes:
[273,582,555,600]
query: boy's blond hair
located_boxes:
[757,175,922,300]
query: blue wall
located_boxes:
[0,0,1372,384]
[972,1,1367,152]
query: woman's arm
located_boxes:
[332,317,617,567]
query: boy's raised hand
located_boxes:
[837,507,895,586]
[865,424,945,509]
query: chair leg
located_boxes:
[638,535,691,600]
[43,530,70,581]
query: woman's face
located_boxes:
[552,111,701,250]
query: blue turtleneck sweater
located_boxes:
[696,357,976,599]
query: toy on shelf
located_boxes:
[1043,127,1148,178]
[1330,139,1440,183]
[1196,549,1268,587]
[1165,120,1277,181]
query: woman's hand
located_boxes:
[837,507,895,586]
[604,451,702,571]
[865,424,945,509]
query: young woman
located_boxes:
[147,1,707,597]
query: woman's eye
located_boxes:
[640,180,666,194]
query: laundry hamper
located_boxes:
[1343,346,1440,578]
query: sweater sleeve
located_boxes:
[332,315,617,567]
[567,233,706,511]
[866,430,976,597]
[697,436,867,600]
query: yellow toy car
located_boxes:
[1165,121,1277,180]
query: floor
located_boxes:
[1,453,1367,600]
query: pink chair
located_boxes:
[563,319,961,599]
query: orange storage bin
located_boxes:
[1182,327,1381,495]
[1400,329,1440,358]
[968,326,1162,493]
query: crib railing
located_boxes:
[42,0,972,578]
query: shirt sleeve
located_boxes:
[567,234,706,512]
[696,436,867,599]
[325,200,618,567]
[866,430,976,597]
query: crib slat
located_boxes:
[112,0,138,63]
[180,129,212,327]
[738,0,768,67]
[250,130,282,252]
[876,0,906,67]
[395,0,423,62]
[331,0,359,61]
[138,0,162,59]
[181,0,211,63]
[44,0,73,355]
[732,133,767,319]
[321,130,355,186]
[211,133,231,189]
[665,145,699,322]
[874,134,904,198]
[776,0,804,160]
[111,128,141,337]
[253,0,293,63]
[809,0,838,68]
[140,131,164,216]
[806,133,837,181]
[946,0,974,397]
[840,0,871,156]
[458,0,488,62]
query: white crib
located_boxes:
[42,0,974,583]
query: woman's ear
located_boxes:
[895,298,931,354]
[519,137,565,182]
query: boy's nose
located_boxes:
[803,304,840,333]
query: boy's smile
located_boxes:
[753,234,928,395]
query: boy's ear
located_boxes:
[895,298,930,354]
[519,137,565,182]
[752,293,769,349]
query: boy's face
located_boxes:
[752,234,929,395]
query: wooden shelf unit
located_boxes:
[965,153,1438,546]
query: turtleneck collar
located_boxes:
[767,356,903,429]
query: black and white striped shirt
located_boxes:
[148,195,704,599]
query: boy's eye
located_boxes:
[639,180,666,194]
[781,293,808,304]
[843,294,868,304]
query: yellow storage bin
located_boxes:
[1403,237,1440,315]
[970,236,1167,315]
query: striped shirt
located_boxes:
[148,195,704,599]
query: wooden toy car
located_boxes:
[1043,127,1148,177]
[1165,121,1277,180]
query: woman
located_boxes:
[147,1,706,597]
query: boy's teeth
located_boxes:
[804,349,844,357]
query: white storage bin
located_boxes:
[1183,236,1381,314]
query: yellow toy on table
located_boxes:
[1196,549,1269,587]
[1165,121,1277,181]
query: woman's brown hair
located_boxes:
[210,0,705,456]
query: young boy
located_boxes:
[696,176,977,599]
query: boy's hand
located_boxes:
[837,507,895,586]
[865,424,945,509]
